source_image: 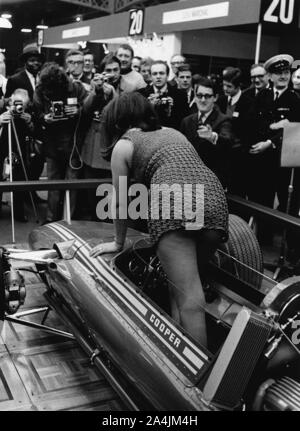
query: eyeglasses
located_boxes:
[251,74,266,80]
[196,93,214,100]
[171,61,184,65]
[67,60,83,65]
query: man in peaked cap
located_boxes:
[247,53,300,245]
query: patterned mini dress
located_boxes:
[122,127,228,244]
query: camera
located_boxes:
[51,101,65,119]
[11,100,24,115]
[102,73,114,84]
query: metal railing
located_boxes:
[1,181,300,234]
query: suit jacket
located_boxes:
[180,106,233,186]
[5,69,35,100]
[217,91,254,150]
[250,87,300,149]
[138,83,189,130]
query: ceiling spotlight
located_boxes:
[21,28,32,33]
[36,24,48,29]
[1,13,12,19]
[76,16,81,22]
[0,17,12,29]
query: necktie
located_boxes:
[274,91,279,101]
[198,113,205,127]
[228,97,232,107]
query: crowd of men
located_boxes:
[0,43,300,258]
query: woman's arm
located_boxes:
[89,138,134,257]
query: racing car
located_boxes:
[1,215,300,411]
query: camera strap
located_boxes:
[69,108,83,171]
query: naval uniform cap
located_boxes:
[264,54,294,74]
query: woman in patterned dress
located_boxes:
[90,92,228,346]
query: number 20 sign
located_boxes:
[128,9,144,36]
[261,0,297,25]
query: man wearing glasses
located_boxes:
[65,50,91,92]
[243,63,269,101]
[181,77,233,187]
[169,54,186,87]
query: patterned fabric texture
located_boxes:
[122,128,228,244]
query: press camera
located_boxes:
[51,101,65,119]
[11,100,24,116]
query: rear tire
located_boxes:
[216,214,263,289]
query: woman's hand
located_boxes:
[89,241,123,257]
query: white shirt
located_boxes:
[0,74,7,95]
[25,70,38,91]
[153,84,168,95]
[198,108,213,123]
[273,87,287,100]
[229,89,242,107]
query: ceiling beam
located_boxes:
[58,0,114,13]
[114,0,146,13]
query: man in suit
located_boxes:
[243,63,269,101]
[5,43,45,207]
[65,49,92,92]
[168,54,186,87]
[181,77,233,187]
[217,67,253,196]
[139,60,189,129]
[176,64,197,114]
[5,43,44,100]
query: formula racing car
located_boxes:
[1,215,300,411]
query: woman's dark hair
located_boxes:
[101,92,160,160]
[39,63,69,99]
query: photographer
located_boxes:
[139,60,189,129]
[0,89,34,221]
[33,63,87,223]
[78,72,115,219]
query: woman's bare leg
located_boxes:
[157,230,207,347]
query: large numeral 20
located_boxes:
[264,0,295,24]
[129,10,143,35]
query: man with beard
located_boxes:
[116,44,146,91]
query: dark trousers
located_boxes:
[246,152,277,244]
[46,157,80,222]
[0,155,27,218]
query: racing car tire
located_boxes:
[216,214,264,289]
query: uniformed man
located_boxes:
[248,54,300,245]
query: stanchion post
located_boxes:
[63,190,71,225]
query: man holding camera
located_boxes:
[78,71,115,219]
[139,60,189,129]
[181,77,233,187]
[0,89,34,221]
[65,49,92,92]
[33,63,87,223]
[5,44,45,204]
